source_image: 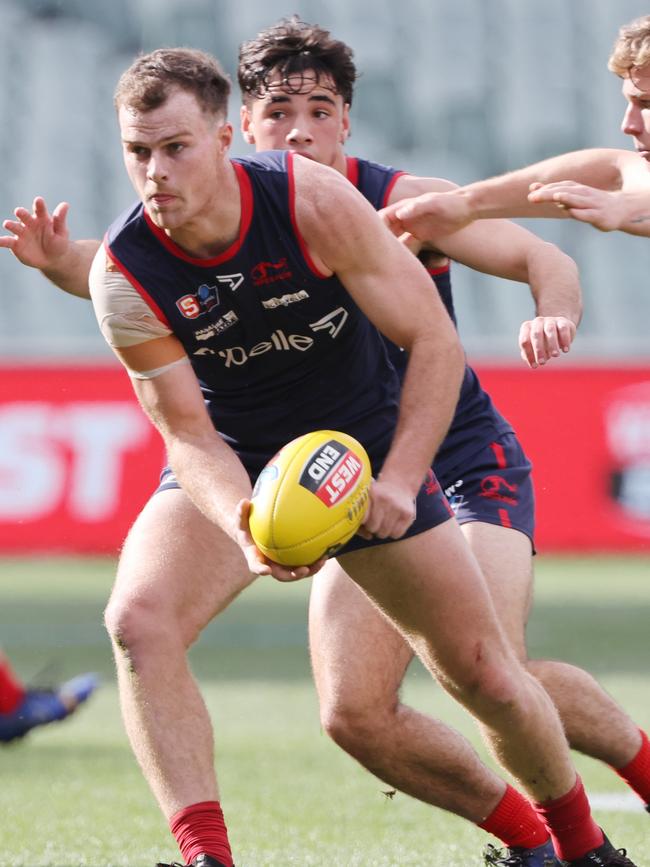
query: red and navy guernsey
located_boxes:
[347,155,514,478]
[105,150,400,480]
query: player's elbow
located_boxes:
[413,322,464,398]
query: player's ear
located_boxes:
[216,121,234,152]
[340,104,351,144]
[240,104,256,144]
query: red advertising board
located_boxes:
[0,363,649,553]
[476,364,650,552]
[0,364,164,553]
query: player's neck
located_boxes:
[166,160,242,259]
[332,149,348,176]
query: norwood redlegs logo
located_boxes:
[479,474,518,505]
[252,258,292,286]
[299,439,364,507]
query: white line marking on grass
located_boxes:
[590,792,645,813]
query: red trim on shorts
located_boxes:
[490,441,507,469]
[104,239,171,328]
[498,508,512,528]
[345,156,359,187]
[142,161,253,266]
[427,264,451,276]
[287,151,329,278]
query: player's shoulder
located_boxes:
[352,155,402,177]
[232,149,289,174]
[347,156,406,209]
[106,200,146,245]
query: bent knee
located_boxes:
[321,700,397,756]
[104,590,180,660]
[440,646,525,714]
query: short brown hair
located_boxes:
[114,47,231,116]
[608,15,650,77]
[238,16,358,106]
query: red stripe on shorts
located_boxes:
[498,508,512,528]
[490,441,507,469]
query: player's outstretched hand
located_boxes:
[528,181,624,232]
[235,499,326,583]
[0,197,71,268]
[380,190,474,241]
[518,315,577,368]
[359,477,416,541]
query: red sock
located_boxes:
[170,800,233,867]
[616,729,650,805]
[478,785,549,849]
[0,658,26,713]
[534,776,603,862]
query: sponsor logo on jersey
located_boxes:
[192,307,348,365]
[310,307,348,338]
[194,310,239,341]
[252,258,292,286]
[262,290,309,309]
[194,329,314,363]
[299,440,364,507]
[177,283,220,319]
[479,474,518,505]
[177,275,244,319]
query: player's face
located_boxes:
[119,88,233,230]
[241,71,350,173]
[621,66,650,162]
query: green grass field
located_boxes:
[1,555,649,866]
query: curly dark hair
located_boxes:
[114,47,231,116]
[238,16,358,105]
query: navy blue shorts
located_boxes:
[154,463,454,556]
[435,432,535,544]
[339,466,454,555]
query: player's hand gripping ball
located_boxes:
[249,430,372,566]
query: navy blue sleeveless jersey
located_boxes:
[346,155,513,477]
[105,151,402,481]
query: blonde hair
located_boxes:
[608,15,650,77]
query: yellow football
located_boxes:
[249,430,372,566]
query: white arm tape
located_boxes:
[128,356,191,380]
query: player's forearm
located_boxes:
[525,242,582,326]
[132,371,253,538]
[381,330,464,495]
[462,149,626,220]
[616,191,650,237]
[42,240,99,299]
[166,431,254,537]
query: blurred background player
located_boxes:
[0,649,97,743]
[382,15,650,238]
[236,17,650,861]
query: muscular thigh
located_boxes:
[440,432,535,660]
[461,522,533,662]
[309,559,413,713]
[338,519,514,690]
[110,488,257,646]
